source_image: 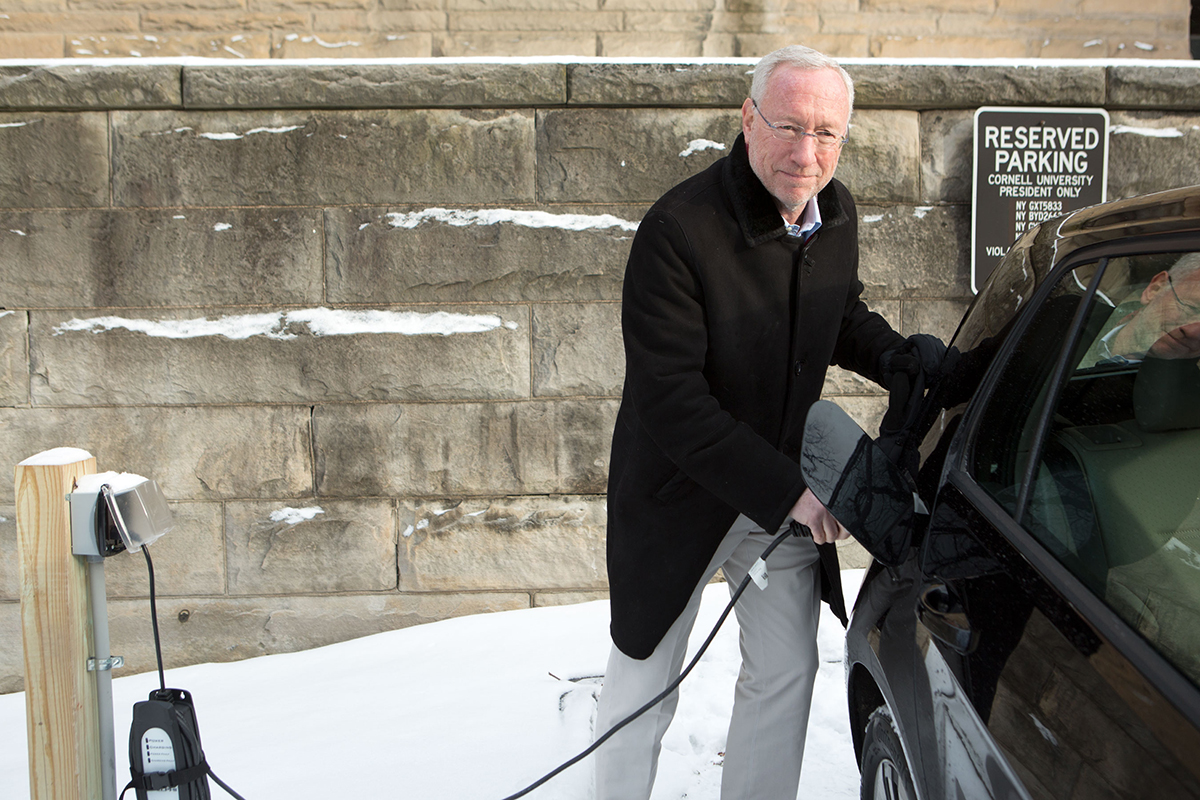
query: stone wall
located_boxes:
[3,59,1200,693]
[0,0,1191,60]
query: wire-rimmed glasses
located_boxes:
[751,99,848,151]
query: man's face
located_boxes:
[1116,266,1200,359]
[740,65,850,222]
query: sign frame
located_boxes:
[971,106,1110,294]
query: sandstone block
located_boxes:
[599,33,707,58]
[832,394,889,438]
[184,62,566,108]
[566,62,751,107]
[857,204,971,298]
[69,33,271,58]
[112,108,536,207]
[838,109,920,204]
[537,108,740,203]
[0,311,27,407]
[101,591,530,678]
[270,31,434,57]
[823,365,887,397]
[433,31,596,56]
[534,590,608,607]
[68,0,244,8]
[448,0,598,9]
[252,0,374,9]
[1106,112,1200,200]
[1108,66,1200,111]
[140,11,312,30]
[103,502,225,598]
[314,399,619,497]
[226,499,396,595]
[0,62,180,110]
[822,11,936,36]
[31,304,530,405]
[847,63,1106,110]
[398,495,607,591]
[871,36,1029,59]
[0,111,107,207]
[0,33,63,59]
[532,303,624,398]
[0,602,20,693]
[900,297,972,343]
[0,406,313,504]
[325,206,635,304]
[311,10,445,29]
[821,299,898,396]
[733,33,869,58]
[0,507,15,600]
[920,109,974,204]
[450,10,622,31]
[0,11,138,32]
[0,208,323,309]
[380,0,446,8]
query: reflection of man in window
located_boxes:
[1098,253,1200,363]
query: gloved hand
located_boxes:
[879,333,948,390]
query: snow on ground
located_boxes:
[0,570,865,800]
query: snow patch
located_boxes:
[862,214,886,223]
[8,230,26,236]
[0,121,27,128]
[75,471,149,494]
[913,206,934,219]
[18,447,94,467]
[269,506,325,526]
[213,222,232,232]
[53,308,518,340]
[679,139,726,158]
[0,311,13,318]
[385,207,638,233]
[1111,125,1184,138]
[198,125,304,141]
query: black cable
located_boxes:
[142,546,167,694]
[141,544,248,800]
[498,522,808,800]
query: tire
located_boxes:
[860,705,917,800]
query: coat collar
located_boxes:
[724,132,849,248]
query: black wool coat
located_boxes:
[607,133,904,659]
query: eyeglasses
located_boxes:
[751,99,847,151]
[1167,272,1200,316]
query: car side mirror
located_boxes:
[800,400,926,566]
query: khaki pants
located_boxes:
[594,514,822,800]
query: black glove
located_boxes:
[877,334,950,475]
[879,333,948,391]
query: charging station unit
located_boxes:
[68,472,175,800]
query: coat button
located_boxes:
[794,360,803,376]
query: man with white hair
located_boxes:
[595,45,914,799]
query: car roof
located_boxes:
[1024,184,1200,282]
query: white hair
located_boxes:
[749,45,855,121]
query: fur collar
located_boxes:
[724,132,849,248]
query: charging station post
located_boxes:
[15,447,103,800]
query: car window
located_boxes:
[972,251,1200,684]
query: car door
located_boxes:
[914,241,1200,800]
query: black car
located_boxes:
[802,185,1200,800]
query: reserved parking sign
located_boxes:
[971,107,1109,293]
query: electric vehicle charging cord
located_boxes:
[117,547,247,800]
[498,520,812,800]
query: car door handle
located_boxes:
[916,583,979,654]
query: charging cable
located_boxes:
[118,542,248,800]
[498,520,812,800]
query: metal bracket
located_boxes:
[86,656,125,672]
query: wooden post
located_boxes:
[16,448,100,800]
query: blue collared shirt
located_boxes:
[782,197,822,241]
